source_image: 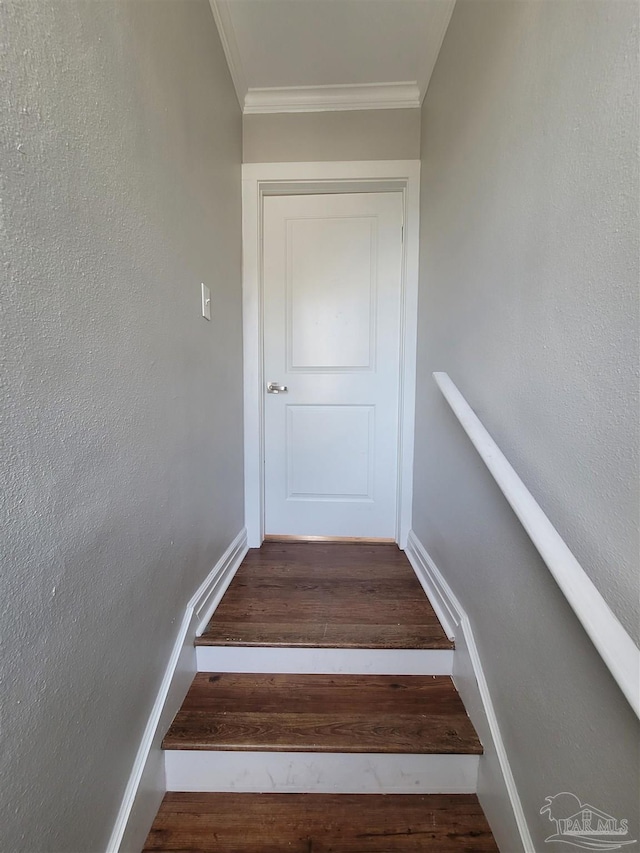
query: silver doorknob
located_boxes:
[267,381,288,394]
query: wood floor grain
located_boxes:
[197,543,453,650]
[162,674,482,754]
[143,792,499,852]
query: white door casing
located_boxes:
[241,161,421,549]
[263,192,404,538]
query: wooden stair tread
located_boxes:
[143,792,499,852]
[197,543,453,650]
[162,674,482,754]
[162,711,480,753]
[198,621,452,648]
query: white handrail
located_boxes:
[433,372,640,719]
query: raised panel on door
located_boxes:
[286,405,375,501]
[287,216,376,372]
[263,192,403,538]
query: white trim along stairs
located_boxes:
[406,531,534,853]
[106,529,249,853]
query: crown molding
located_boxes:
[417,0,456,103]
[243,82,421,114]
[209,0,452,114]
[208,0,247,109]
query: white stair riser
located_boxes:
[165,751,479,794]
[195,646,453,675]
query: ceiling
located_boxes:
[209,0,456,113]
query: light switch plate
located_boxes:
[201,283,211,321]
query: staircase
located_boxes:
[143,542,498,851]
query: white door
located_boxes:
[263,192,404,538]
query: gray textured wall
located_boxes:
[0,2,243,850]
[243,108,421,162]
[414,0,639,847]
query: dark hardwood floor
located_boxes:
[143,792,499,852]
[162,673,482,754]
[197,542,453,650]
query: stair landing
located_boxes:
[197,542,452,650]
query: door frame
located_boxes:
[242,160,421,549]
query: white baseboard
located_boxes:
[106,528,249,853]
[194,532,250,635]
[196,646,453,675]
[405,533,459,641]
[165,750,479,794]
[406,530,534,853]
